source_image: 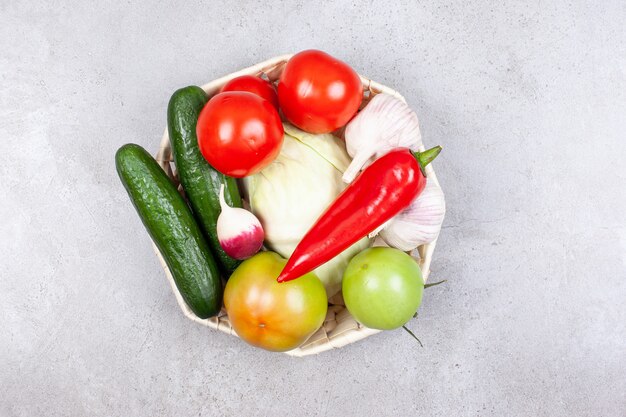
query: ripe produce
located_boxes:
[242,123,371,296]
[220,75,279,109]
[277,146,442,283]
[197,91,283,177]
[167,86,243,274]
[224,252,328,352]
[217,184,264,260]
[278,49,362,133]
[118,51,446,353]
[341,92,445,250]
[116,144,222,318]
[342,247,424,330]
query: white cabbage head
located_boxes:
[242,123,371,297]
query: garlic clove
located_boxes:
[343,93,424,182]
[342,150,376,184]
[380,178,446,251]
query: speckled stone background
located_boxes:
[1,1,625,416]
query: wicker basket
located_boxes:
[153,54,442,356]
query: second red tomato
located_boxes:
[278,50,363,133]
[197,92,284,178]
[220,75,279,110]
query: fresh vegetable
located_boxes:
[220,75,279,109]
[342,92,445,247]
[197,91,283,177]
[278,50,363,134]
[242,123,371,296]
[342,247,424,330]
[167,86,242,274]
[277,146,442,283]
[224,252,328,352]
[343,93,423,183]
[217,184,264,260]
[380,178,446,251]
[115,144,222,318]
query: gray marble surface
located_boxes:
[2,1,625,416]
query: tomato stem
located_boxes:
[424,279,447,289]
[402,325,423,347]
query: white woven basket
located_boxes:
[154,54,442,356]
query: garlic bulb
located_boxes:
[342,93,423,183]
[379,178,446,251]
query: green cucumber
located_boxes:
[167,86,243,276]
[116,143,222,318]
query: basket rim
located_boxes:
[153,53,443,357]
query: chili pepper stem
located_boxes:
[414,146,442,175]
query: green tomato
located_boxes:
[342,247,424,330]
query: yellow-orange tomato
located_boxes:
[224,252,328,352]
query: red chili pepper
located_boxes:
[277,146,442,283]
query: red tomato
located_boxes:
[278,49,363,133]
[221,75,279,110]
[197,92,283,178]
[224,252,328,352]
